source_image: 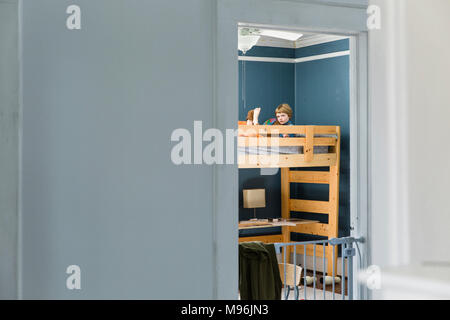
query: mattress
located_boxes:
[238,134,336,155]
[238,146,329,155]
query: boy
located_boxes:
[246,104,294,137]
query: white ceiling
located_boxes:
[257,32,349,49]
[238,25,349,49]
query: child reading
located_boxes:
[245,104,294,137]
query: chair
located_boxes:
[278,263,302,299]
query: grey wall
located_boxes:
[0,0,368,299]
[0,0,19,299]
[290,0,368,7]
[21,0,215,299]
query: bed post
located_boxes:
[327,126,341,274]
[281,167,291,262]
[305,126,314,162]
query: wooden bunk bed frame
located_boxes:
[238,125,341,274]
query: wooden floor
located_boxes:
[301,270,347,296]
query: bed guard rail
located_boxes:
[274,237,364,300]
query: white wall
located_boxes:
[403,0,450,266]
[369,0,450,269]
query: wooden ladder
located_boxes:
[280,126,340,274]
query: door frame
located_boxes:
[214,0,369,299]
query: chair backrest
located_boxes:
[278,263,303,286]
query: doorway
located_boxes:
[214,0,368,300]
[238,26,352,299]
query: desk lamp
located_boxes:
[243,189,266,221]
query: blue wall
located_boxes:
[239,39,350,238]
[238,54,294,229]
[239,46,294,58]
[295,38,349,58]
[294,39,350,238]
[239,61,295,124]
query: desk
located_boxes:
[238,219,320,244]
[238,219,319,230]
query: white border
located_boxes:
[294,50,350,63]
[256,36,295,49]
[238,50,350,64]
[255,34,349,49]
[238,56,294,63]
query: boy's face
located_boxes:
[276,112,290,125]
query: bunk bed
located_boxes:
[238,125,341,274]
